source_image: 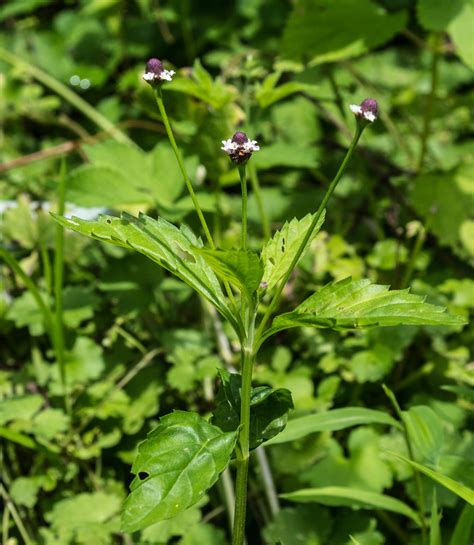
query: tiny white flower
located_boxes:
[222,131,260,164]
[143,58,175,86]
[350,98,378,123]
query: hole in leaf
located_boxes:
[106,219,112,224]
[138,471,149,480]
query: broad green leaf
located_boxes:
[261,212,325,291]
[268,277,465,336]
[402,405,444,463]
[198,249,263,299]
[282,0,408,65]
[0,395,43,425]
[212,370,294,449]
[122,411,237,532]
[52,212,235,329]
[281,486,421,525]
[448,1,474,70]
[45,491,122,545]
[387,453,474,505]
[408,166,474,260]
[265,407,400,445]
[449,504,474,545]
[66,141,196,209]
[417,0,466,30]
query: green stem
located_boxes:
[0,47,132,146]
[54,159,70,415]
[40,237,53,295]
[239,165,248,250]
[254,124,365,346]
[255,446,280,516]
[0,483,33,545]
[232,314,256,545]
[417,34,441,172]
[401,211,435,289]
[154,87,214,248]
[153,87,241,321]
[248,163,271,240]
[0,248,55,341]
[383,385,427,543]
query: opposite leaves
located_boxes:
[267,277,465,337]
[52,213,237,331]
[212,370,294,450]
[121,411,237,532]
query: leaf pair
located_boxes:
[212,369,294,450]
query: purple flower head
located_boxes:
[350,98,379,123]
[143,57,175,86]
[146,58,163,76]
[222,131,260,165]
[232,131,249,145]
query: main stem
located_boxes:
[232,314,256,545]
[255,124,364,344]
[239,165,248,250]
[154,87,215,248]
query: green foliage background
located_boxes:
[0,0,473,544]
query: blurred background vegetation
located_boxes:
[0,0,473,544]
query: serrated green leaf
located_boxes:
[198,249,263,299]
[261,212,325,290]
[280,486,421,525]
[387,452,474,505]
[449,504,474,545]
[121,411,237,532]
[52,212,235,329]
[265,407,400,445]
[282,0,408,65]
[268,277,465,336]
[212,370,294,449]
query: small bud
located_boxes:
[221,131,260,164]
[350,98,378,123]
[143,57,175,86]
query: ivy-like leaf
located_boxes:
[198,249,263,299]
[52,212,237,330]
[212,370,294,449]
[267,277,465,337]
[121,411,237,532]
[261,211,325,291]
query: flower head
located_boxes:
[143,57,175,86]
[221,131,260,164]
[350,98,378,123]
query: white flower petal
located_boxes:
[159,69,175,81]
[350,104,362,114]
[363,111,376,122]
[143,72,156,81]
[221,139,237,153]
